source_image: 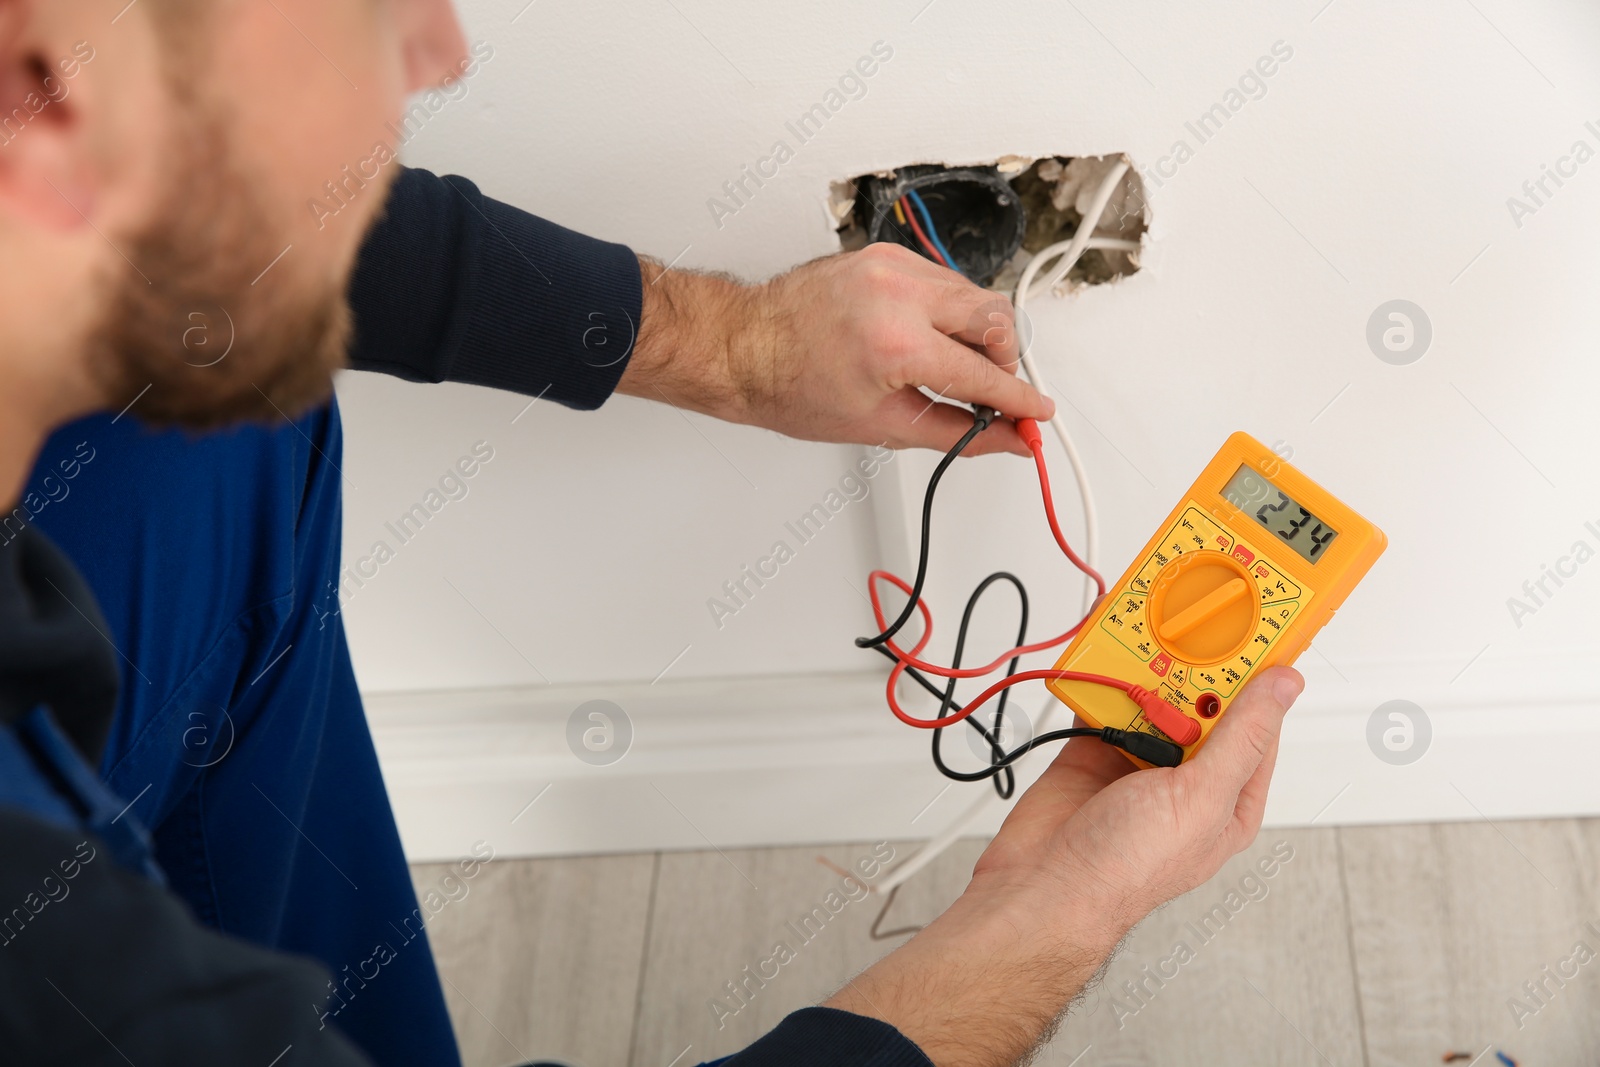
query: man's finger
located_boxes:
[921,332,1053,422]
[1228,723,1282,846]
[927,283,1024,376]
[1184,667,1301,798]
[887,394,1030,456]
[866,240,966,285]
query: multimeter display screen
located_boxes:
[1220,465,1338,564]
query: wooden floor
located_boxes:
[412,819,1600,1067]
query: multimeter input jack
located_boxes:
[1195,692,1222,719]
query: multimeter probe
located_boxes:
[856,407,1385,795]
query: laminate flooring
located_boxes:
[412,819,1600,1066]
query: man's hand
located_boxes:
[824,667,1304,1066]
[618,244,1054,457]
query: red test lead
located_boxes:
[857,409,1191,758]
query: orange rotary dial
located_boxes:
[1147,551,1257,666]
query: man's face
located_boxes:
[84,0,467,427]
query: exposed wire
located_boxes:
[898,194,950,268]
[905,188,960,273]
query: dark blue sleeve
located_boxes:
[0,810,371,1066]
[708,1007,933,1067]
[346,167,642,410]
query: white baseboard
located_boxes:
[367,672,1600,863]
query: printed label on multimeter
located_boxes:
[1046,432,1386,763]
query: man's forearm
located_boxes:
[824,887,1124,1067]
[617,254,763,424]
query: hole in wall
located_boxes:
[831,154,1148,292]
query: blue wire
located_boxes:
[904,188,962,275]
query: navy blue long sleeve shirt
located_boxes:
[0,167,934,1067]
[347,167,644,410]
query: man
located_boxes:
[0,2,1304,1064]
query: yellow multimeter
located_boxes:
[1046,431,1386,764]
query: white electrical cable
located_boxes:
[876,160,1136,896]
[1016,158,1130,615]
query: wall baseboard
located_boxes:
[368,672,1600,863]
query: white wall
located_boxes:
[337,0,1600,858]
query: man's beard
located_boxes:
[84,99,366,430]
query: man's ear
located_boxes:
[393,0,469,95]
[0,0,96,232]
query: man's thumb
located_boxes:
[1187,667,1302,792]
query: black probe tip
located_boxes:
[1104,728,1185,768]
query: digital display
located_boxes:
[1220,465,1338,564]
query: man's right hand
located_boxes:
[824,667,1304,1067]
[620,243,1053,458]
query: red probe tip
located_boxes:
[1127,685,1201,747]
[1016,417,1043,451]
